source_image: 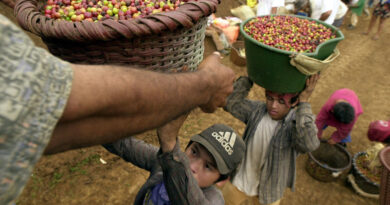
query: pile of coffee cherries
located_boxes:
[43,0,189,21]
[243,16,336,53]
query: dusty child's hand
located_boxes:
[157,113,189,152]
[299,74,320,103]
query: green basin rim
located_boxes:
[240,14,345,57]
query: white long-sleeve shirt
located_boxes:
[232,113,279,196]
[257,0,285,16]
[310,0,340,24]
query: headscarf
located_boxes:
[265,90,299,108]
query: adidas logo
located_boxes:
[211,131,237,155]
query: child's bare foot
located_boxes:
[372,35,379,40]
[362,31,369,35]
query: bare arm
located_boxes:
[61,53,233,121]
[271,7,278,14]
[156,114,224,204]
[294,74,321,153]
[330,125,353,143]
[45,53,235,154]
[319,10,332,21]
[157,113,189,153]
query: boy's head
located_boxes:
[265,90,299,120]
[332,101,355,124]
[185,124,245,188]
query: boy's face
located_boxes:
[265,94,291,120]
[184,142,221,188]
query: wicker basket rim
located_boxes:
[379,146,390,170]
[14,0,219,41]
[308,140,352,172]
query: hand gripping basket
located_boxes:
[14,0,220,72]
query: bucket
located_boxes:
[240,15,344,93]
[379,146,390,205]
[351,152,380,195]
[230,41,247,67]
[306,141,351,182]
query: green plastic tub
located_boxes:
[240,15,344,93]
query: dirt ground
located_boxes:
[1,0,390,204]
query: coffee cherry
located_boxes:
[244,16,336,53]
[44,0,196,21]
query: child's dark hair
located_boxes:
[341,0,352,4]
[333,102,355,124]
[216,174,229,182]
[384,136,390,144]
[290,95,299,107]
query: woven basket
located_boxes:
[306,141,352,182]
[14,0,220,72]
[379,146,390,205]
[230,40,246,66]
[1,0,15,8]
[351,152,380,194]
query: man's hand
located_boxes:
[198,52,235,113]
[157,113,189,153]
[299,74,320,103]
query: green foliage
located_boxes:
[69,154,100,174]
[49,172,63,189]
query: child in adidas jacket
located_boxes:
[103,114,245,205]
